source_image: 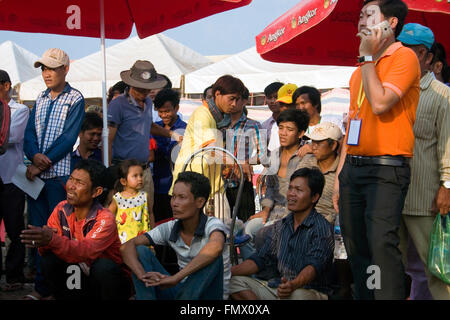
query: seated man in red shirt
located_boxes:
[20,159,131,300]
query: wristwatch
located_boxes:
[358,56,374,64]
[443,181,450,189]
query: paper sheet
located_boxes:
[11,164,44,200]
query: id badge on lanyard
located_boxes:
[347,81,365,146]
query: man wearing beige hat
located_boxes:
[300,121,342,225]
[107,60,175,227]
[23,48,85,300]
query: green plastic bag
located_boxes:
[427,214,450,285]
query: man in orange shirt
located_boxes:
[20,160,131,300]
[332,0,420,300]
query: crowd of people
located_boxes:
[0,0,449,301]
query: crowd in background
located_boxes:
[0,0,449,301]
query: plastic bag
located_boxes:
[427,214,450,285]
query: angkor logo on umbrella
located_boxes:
[291,17,297,29]
[261,35,267,46]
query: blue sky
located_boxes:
[0,0,300,60]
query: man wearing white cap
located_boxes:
[300,122,342,225]
[23,48,85,300]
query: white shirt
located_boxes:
[267,122,279,152]
[145,214,231,299]
[0,99,29,183]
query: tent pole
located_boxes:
[100,0,109,167]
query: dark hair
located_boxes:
[80,112,103,132]
[211,75,246,97]
[242,87,250,100]
[73,159,107,191]
[107,81,127,104]
[159,74,172,89]
[154,88,180,109]
[174,171,211,205]
[264,82,284,97]
[431,42,447,65]
[203,85,213,100]
[290,167,325,201]
[363,0,408,38]
[114,159,142,192]
[292,86,322,114]
[326,138,340,156]
[276,109,310,133]
[431,42,449,82]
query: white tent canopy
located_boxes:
[19,34,213,100]
[0,41,40,88]
[185,47,356,94]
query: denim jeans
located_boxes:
[28,176,68,297]
[133,245,224,300]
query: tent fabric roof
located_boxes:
[19,34,213,100]
[185,46,356,94]
[0,41,40,88]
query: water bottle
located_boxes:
[334,215,347,260]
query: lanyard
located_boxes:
[354,81,365,119]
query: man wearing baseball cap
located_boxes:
[107,60,177,228]
[398,23,450,300]
[23,48,85,300]
[302,122,342,225]
[267,83,298,152]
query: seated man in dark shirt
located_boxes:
[229,167,334,300]
[71,112,103,171]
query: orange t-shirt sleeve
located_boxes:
[381,47,420,99]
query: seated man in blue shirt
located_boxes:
[230,167,334,300]
[71,112,103,172]
[152,88,187,222]
[120,171,231,300]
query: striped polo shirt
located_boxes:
[144,213,231,299]
[249,210,334,295]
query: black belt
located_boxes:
[346,155,409,167]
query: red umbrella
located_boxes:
[0,0,252,165]
[0,0,251,39]
[255,0,449,66]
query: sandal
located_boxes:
[23,293,40,300]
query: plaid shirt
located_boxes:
[225,113,268,166]
[24,83,85,179]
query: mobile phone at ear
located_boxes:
[368,20,393,39]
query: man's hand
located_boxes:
[141,271,180,290]
[241,163,253,182]
[20,224,54,248]
[357,26,388,57]
[25,164,42,181]
[332,180,340,214]
[171,131,183,144]
[297,144,312,158]
[32,153,52,171]
[248,207,270,224]
[432,186,450,216]
[277,277,296,299]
